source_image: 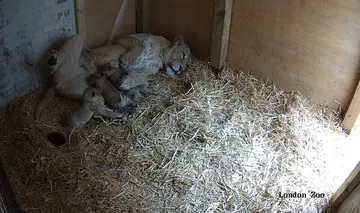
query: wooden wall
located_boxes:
[337,182,360,213]
[84,0,135,48]
[227,0,360,110]
[80,0,360,110]
[147,0,214,59]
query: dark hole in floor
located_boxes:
[47,132,67,146]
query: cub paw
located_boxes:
[116,113,128,121]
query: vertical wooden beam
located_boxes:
[142,0,150,33]
[336,182,360,213]
[349,114,360,139]
[135,0,150,34]
[343,80,360,132]
[210,0,233,69]
[329,161,360,210]
[74,0,87,46]
[136,0,143,33]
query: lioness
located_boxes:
[35,34,92,119]
[84,34,193,90]
[35,33,192,118]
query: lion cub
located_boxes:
[68,87,127,128]
[98,64,127,85]
[89,73,134,109]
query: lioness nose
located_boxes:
[175,70,183,76]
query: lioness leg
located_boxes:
[36,35,85,119]
[34,86,56,119]
[117,37,145,70]
[116,37,142,49]
[118,68,150,90]
[49,34,84,72]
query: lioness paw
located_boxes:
[116,113,128,121]
[46,49,58,66]
[119,80,132,90]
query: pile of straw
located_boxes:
[0,61,358,213]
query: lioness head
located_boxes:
[164,35,192,76]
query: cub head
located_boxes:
[164,35,192,77]
[84,87,104,104]
[88,73,105,90]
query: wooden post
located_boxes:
[143,0,150,33]
[135,0,149,33]
[343,80,360,132]
[329,161,360,210]
[74,0,87,46]
[136,0,143,33]
[210,0,233,69]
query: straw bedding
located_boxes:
[0,60,358,213]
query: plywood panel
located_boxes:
[337,182,360,213]
[330,161,360,209]
[210,0,233,69]
[343,80,360,131]
[85,0,135,48]
[227,0,360,109]
[148,0,214,59]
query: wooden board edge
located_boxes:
[329,161,360,210]
[74,0,87,47]
[142,0,150,33]
[210,0,233,69]
[136,0,144,33]
[342,80,360,132]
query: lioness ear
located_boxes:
[174,35,185,45]
[188,52,195,63]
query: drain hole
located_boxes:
[47,132,66,146]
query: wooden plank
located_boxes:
[210,0,233,68]
[349,113,360,139]
[227,0,360,110]
[330,161,360,210]
[343,80,360,132]
[148,0,214,58]
[142,0,150,33]
[337,182,360,213]
[108,0,127,44]
[74,0,86,45]
[85,0,135,48]
[136,0,143,33]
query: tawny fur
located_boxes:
[36,33,192,120]
[35,34,94,120]
[89,73,134,109]
[84,33,192,91]
[98,64,126,85]
[82,44,128,74]
[68,87,127,128]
